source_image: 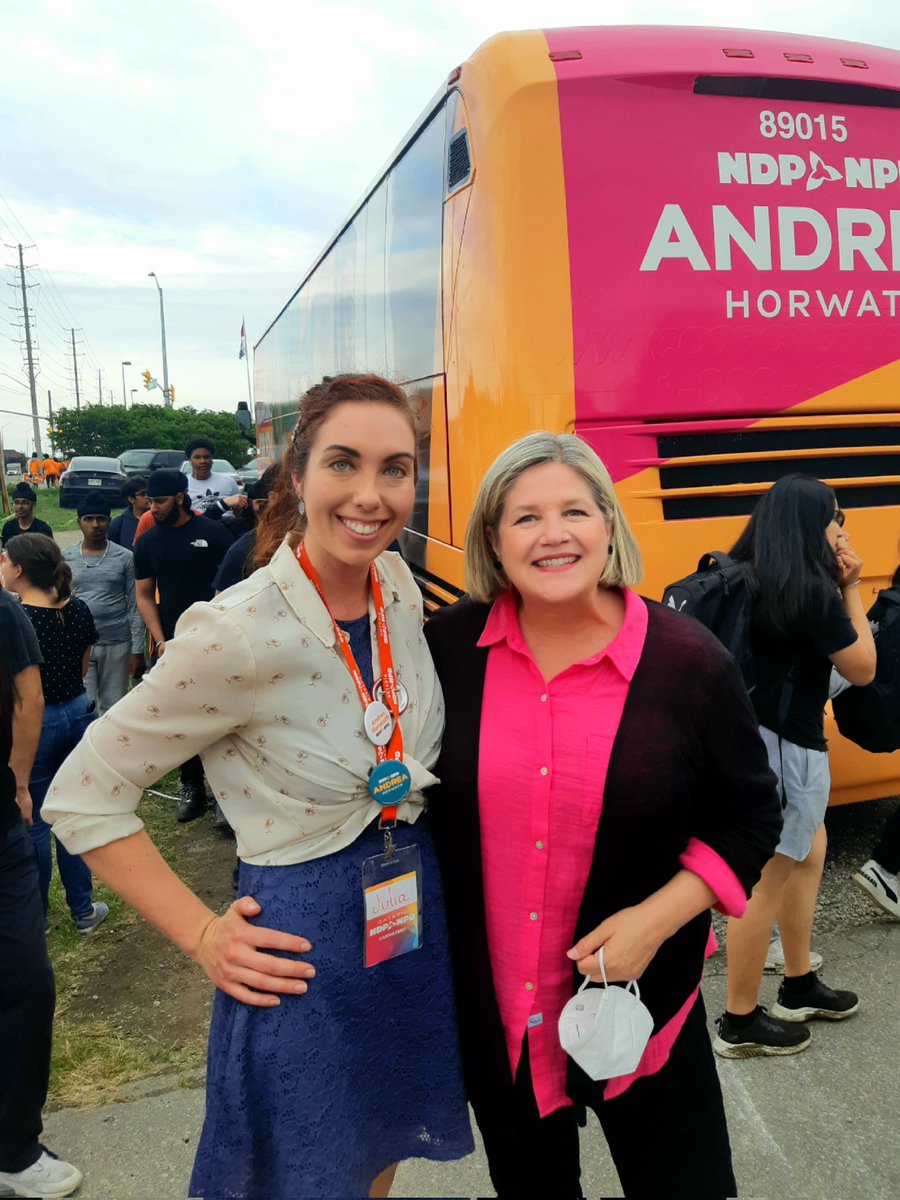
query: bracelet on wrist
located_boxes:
[843,580,861,589]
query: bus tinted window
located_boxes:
[386,110,445,381]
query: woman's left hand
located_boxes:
[566,905,665,983]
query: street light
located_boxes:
[121,360,132,408]
[147,272,170,407]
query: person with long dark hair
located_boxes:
[44,375,472,1199]
[1,533,108,934]
[714,474,876,1058]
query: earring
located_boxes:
[297,499,306,517]
[607,545,613,555]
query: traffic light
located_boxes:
[142,369,151,389]
[168,385,175,406]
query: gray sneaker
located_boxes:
[0,1147,83,1197]
[764,937,824,974]
[74,901,109,934]
[853,860,900,920]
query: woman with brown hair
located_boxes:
[1,533,107,933]
[44,375,472,1199]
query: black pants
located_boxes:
[473,995,737,1200]
[0,820,56,1172]
[873,804,900,874]
[180,754,205,788]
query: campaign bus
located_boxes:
[253,25,900,803]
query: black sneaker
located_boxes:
[177,781,207,823]
[713,1007,811,1058]
[772,974,859,1022]
[212,801,233,834]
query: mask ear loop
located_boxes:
[575,947,643,1001]
[576,945,610,994]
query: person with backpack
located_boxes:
[713,474,876,1059]
[828,562,900,920]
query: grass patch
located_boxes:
[35,488,82,534]
[45,769,232,1107]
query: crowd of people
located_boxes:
[0,437,277,1198]
[0,386,898,1199]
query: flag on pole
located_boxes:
[239,318,247,360]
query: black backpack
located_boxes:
[662,552,756,691]
[832,588,900,753]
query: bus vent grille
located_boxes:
[657,419,900,521]
[447,129,471,189]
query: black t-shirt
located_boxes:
[212,530,256,593]
[133,515,233,638]
[22,597,98,705]
[1,517,54,547]
[751,590,856,750]
[0,590,43,833]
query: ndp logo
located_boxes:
[718,151,900,191]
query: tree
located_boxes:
[53,404,254,466]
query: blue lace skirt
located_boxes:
[189,817,473,1199]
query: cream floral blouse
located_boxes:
[44,536,444,866]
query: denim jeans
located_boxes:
[28,691,97,922]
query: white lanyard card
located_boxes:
[361,841,423,969]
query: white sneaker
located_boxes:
[0,1150,83,1197]
[853,860,900,919]
[764,937,824,974]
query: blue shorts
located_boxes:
[759,726,830,861]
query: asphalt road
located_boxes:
[41,797,899,1200]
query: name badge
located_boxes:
[361,843,423,968]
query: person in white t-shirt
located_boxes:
[184,439,243,515]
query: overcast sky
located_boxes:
[1,0,898,454]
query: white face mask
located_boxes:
[558,947,654,1081]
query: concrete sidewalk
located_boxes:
[43,919,899,1200]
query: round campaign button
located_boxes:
[368,760,412,806]
[364,700,393,746]
[374,676,409,714]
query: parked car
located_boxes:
[180,458,243,486]
[119,448,185,478]
[5,461,24,477]
[59,456,128,509]
[236,458,263,486]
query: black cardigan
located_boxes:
[425,595,782,1109]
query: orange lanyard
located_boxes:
[296,543,404,822]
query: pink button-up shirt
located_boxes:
[477,589,746,1115]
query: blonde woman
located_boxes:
[424,432,782,1199]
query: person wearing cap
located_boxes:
[62,493,145,713]
[133,470,232,822]
[184,438,242,515]
[1,485,54,549]
[109,477,151,549]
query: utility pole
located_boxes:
[17,244,42,455]
[70,328,81,411]
[47,389,54,453]
[97,369,103,406]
